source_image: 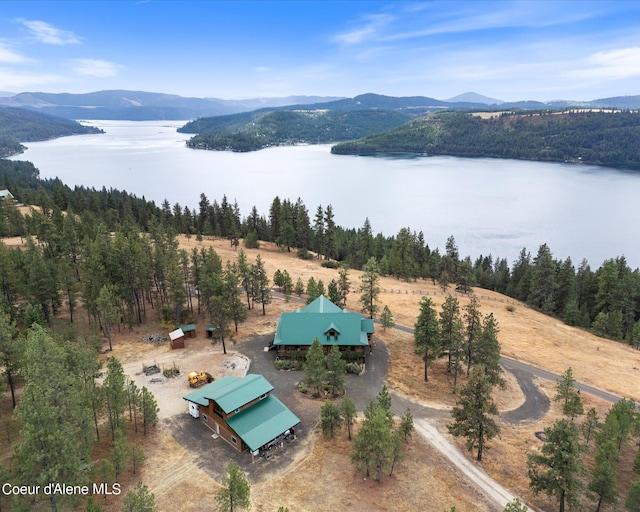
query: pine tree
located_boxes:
[465,296,483,377]
[306,276,319,304]
[340,396,357,440]
[104,356,127,441]
[502,498,528,512]
[112,428,130,477]
[351,403,394,482]
[439,295,462,374]
[303,337,327,396]
[0,310,20,408]
[414,297,441,382]
[527,419,585,512]
[96,284,119,351]
[209,294,233,354]
[216,460,251,512]
[475,313,505,388]
[359,257,380,319]
[582,407,599,446]
[328,279,341,306]
[627,480,640,511]
[254,254,271,315]
[122,482,157,512]
[337,267,351,307]
[588,439,618,512]
[399,408,414,441]
[14,326,92,510]
[326,345,346,394]
[141,386,159,435]
[320,400,343,437]
[224,261,248,332]
[554,367,583,421]
[448,366,500,461]
[380,305,395,331]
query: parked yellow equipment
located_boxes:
[188,371,214,388]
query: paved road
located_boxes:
[394,322,623,418]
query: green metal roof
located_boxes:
[179,323,196,332]
[324,322,340,334]
[182,374,273,413]
[361,318,375,334]
[303,295,343,314]
[226,395,300,452]
[274,295,371,347]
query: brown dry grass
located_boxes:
[252,424,493,512]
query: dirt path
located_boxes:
[414,419,519,511]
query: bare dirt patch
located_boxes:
[119,336,250,420]
[252,424,495,512]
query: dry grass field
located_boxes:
[1,234,639,511]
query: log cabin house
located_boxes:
[273,295,374,362]
[183,374,300,454]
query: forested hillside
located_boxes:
[181,109,414,152]
[2,159,640,349]
[0,106,103,156]
[331,110,640,170]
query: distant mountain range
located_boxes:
[446,92,504,104]
[0,90,344,121]
[1,89,639,121]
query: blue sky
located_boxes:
[1,1,639,101]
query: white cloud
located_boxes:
[571,47,640,79]
[333,14,395,45]
[19,19,82,45]
[72,58,121,77]
[0,67,66,89]
[0,42,30,63]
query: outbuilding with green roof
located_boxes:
[183,374,300,454]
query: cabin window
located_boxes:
[231,436,238,445]
[202,413,208,422]
[325,329,339,340]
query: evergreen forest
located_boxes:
[331,110,640,170]
[0,107,103,157]
[180,109,414,152]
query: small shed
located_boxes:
[205,324,216,338]
[0,190,15,201]
[169,328,185,349]
[180,324,197,338]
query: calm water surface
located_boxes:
[10,120,640,269]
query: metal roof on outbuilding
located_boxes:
[226,395,300,452]
[182,374,274,413]
[169,328,184,341]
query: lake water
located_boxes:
[9,120,640,269]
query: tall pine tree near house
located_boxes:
[448,365,500,462]
[414,296,441,382]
